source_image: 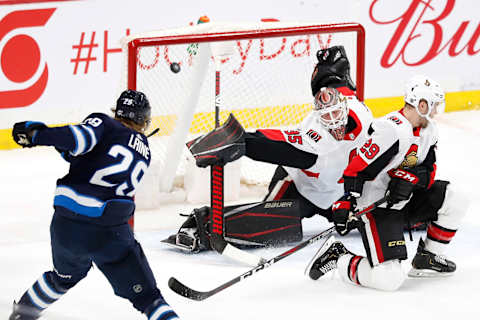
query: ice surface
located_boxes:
[1,111,479,319]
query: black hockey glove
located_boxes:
[187,114,246,168]
[332,194,358,236]
[386,168,421,207]
[409,165,430,189]
[311,45,356,96]
[12,121,47,148]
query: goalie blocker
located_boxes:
[187,113,246,168]
[162,200,303,252]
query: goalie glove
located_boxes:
[12,121,47,148]
[187,113,246,168]
[311,45,356,96]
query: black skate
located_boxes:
[408,238,456,278]
[305,236,349,280]
[9,302,41,320]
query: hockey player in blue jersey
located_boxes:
[9,90,179,320]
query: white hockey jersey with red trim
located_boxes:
[281,94,373,209]
[348,110,439,209]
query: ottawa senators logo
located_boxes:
[400,144,418,168]
[388,116,402,125]
[306,129,321,142]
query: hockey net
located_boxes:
[119,21,365,206]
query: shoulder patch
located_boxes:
[306,129,322,142]
[387,116,403,125]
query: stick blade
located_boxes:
[168,277,211,301]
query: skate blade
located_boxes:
[408,268,454,278]
[304,235,336,277]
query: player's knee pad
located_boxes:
[97,241,159,312]
[436,183,470,230]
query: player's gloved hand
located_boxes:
[386,168,420,207]
[332,194,358,236]
[311,45,356,96]
[12,121,47,148]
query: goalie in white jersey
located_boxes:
[261,84,372,219]
[306,75,470,290]
[164,46,373,252]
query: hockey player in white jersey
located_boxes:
[164,46,373,252]
[261,82,372,220]
[306,75,470,290]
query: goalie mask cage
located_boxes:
[121,21,365,198]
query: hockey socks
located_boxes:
[145,299,179,320]
[337,255,405,291]
[425,222,456,255]
[337,253,364,286]
[16,272,67,316]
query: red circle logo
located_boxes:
[2,34,41,83]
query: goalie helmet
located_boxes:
[313,87,349,141]
[404,75,445,121]
[114,90,151,127]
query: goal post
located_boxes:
[120,21,365,204]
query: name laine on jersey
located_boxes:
[128,134,150,160]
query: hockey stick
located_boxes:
[168,196,388,301]
[209,58,225,252]
[207,45,265,266]
[146,127,159,138]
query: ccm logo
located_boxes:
[391,169,418,184]
[0,9,55,109]
[387,240,405,247]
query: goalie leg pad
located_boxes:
[164,200,303,253]
[224,200,303,247]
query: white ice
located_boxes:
[1,110,480,320]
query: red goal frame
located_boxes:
[126,22,366,101]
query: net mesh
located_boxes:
[120,21,362,192]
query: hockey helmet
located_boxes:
[114,90,151,127]
[313,87,349,141]
[404,75,445,121]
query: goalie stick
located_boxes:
[207,44,265,266]
[168,196,388,301]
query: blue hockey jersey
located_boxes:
[33,113,150,223]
